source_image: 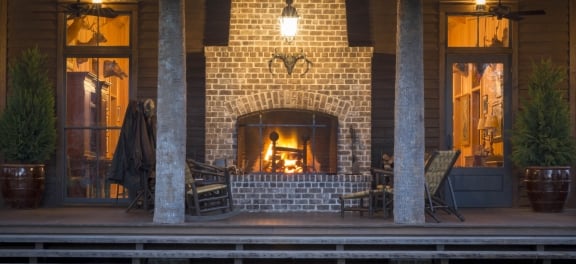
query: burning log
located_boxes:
[266,131,309,173]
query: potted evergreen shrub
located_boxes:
[510,58,576,213]
[0,47,56,208]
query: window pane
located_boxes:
[67,14,130,46]
[452,62,504,168]
[65,57,129,199]
[447,16,509,48]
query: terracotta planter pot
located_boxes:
[524,166,571,213]
[0,164,45,209]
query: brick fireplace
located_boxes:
[204,0,373,212]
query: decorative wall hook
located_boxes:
[268,48,312,76]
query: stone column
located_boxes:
[154,0,187,224]
[394,0,426,224]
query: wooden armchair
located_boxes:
[185,159,235,219]
[338,168,393,217]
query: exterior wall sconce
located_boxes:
[279,0,299,43]
[475,0,486,12]
[268,49,312,76]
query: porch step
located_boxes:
[0,234,575,263]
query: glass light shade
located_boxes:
[279,0,299,42]
[92,0,103,3]
[477,117,485,130]
[280,17,298,39]
[475,0,486,12]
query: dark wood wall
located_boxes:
[136,0,159,100]
[371,53,395,166]
[5,0,59,205]
[422,0,441,152]
[517,0,570,95]
[516,0,572,206]
[6,0,57,84]
[3,0,575,207]
[370,0,442,167]
[186,53,205,161]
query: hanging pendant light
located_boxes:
[279,0,299,43]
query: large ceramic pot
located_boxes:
[0,164,45,209]
[524,166,571,213]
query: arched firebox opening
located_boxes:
[237,109,338,174]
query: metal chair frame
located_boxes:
[424,150,465,222]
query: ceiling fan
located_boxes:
[62,0,118,19]
[474,0,545,21]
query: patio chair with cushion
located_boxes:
[185,159,236,220]
[338,168,393,217]
[425,150,465,222]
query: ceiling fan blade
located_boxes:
[515,10,546,16]
[502,13,523,21]
[85,7,119,18]
[503,10,545,21]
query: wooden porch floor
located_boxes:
[0,207,575,263]
[0,206,575,235]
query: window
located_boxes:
[451,61,505,168]
[447,16,509,48]
[447,15,508,168]
[63,9,133,201]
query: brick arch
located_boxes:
[224,91,351,121]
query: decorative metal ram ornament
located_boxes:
[268,49,312,76]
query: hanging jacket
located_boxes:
[108,100,156,194]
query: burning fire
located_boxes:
[262,130,308,173]
[264,143,303,173]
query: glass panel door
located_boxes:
[65,57,130,200]
[63,10,133,202]
[446,55,512,207]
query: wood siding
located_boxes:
[204,0,230,46]
[137,0,159,100]
[5,0,59,205]
[517,0,572,207]
[2,0,575,208]
[345,0,372,46]
[371,53,395,166]
[6,0,57,84]
[518,0,569,93]
[423,0,441,151]
[186,52,205,162]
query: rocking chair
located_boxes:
[185,159,236,220]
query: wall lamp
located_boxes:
[279,0,299,43]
